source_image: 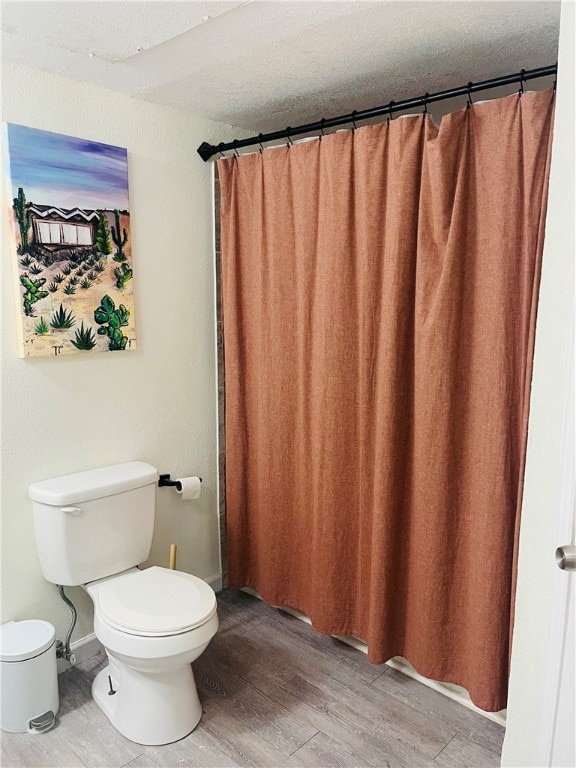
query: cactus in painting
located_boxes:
[29,263,43,275]
[50,304,76,330]
[20,275,48,316]
[34,317,50,335]
[96,212,112,256]
[71,323,97,350]
[63,284,76,295]
[13,187,32,255]
[94,294,130,351]
[111,209,128,262]
[113,263,133,290]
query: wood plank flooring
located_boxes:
[1,589,504,768]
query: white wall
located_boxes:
[0,61,242,642]
[501,1,575,765]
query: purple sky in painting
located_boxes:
[4,123,129,210]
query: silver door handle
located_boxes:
[555,545,576,571]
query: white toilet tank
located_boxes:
[29,462,159,586]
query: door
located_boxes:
[547,325,575,768]
[501,0,575,765]
[550,552,575,767]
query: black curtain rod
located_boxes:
[197,64,557,161]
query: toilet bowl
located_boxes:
[85,566,218,745]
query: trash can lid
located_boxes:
[0,620,56,662]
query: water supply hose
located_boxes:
[56,585,77,664]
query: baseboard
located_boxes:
[205,572,223,593]
[57,633,103,674]
[242,588,507,726]
[57,573,224,674]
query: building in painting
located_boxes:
[25,205,128,265]
[30,204,99,245]
[28,204,98,263]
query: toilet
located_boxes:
[28,461,218,746]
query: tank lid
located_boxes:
[28,462,159,505]
[0,620,55,662]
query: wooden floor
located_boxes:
[1,589,504,768]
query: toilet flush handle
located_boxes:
[59,506,82,515]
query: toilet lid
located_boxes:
[98,567,217,636]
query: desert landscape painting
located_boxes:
[3,123,136,357]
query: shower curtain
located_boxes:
[217,90,554,712]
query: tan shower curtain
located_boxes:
[217,90,554,712]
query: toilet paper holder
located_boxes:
[158,474,202,490]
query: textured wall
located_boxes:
[0,60,244,643]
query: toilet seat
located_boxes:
[97,566,217,637]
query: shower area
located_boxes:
[211,69,555,728]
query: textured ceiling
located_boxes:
[1,1,560,133]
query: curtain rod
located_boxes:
[197,64,557,161]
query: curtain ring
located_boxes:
[218,143,226,159]
[351,110,358,132]
[286,127,293,147]
[387,101,395,121]
[422,93,429,115]
[232,140,240,158]
[258,133,264,153]
[319,118,326,139]
[466,83,474,109]
[518,68,526,96]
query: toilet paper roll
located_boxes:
[175,476,202,500]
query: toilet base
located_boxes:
[92,658,202,745]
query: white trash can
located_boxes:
[0,620,59,734]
